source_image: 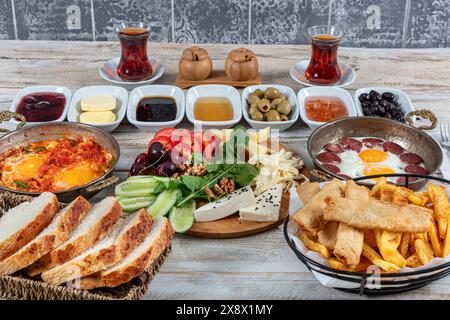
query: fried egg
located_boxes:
[338,147,404,179]
[54,163,99,189]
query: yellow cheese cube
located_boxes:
[80,95,116,112]
[80,111,116,124]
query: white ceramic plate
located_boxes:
[242,85,299,132]
[10,85,71,127]
[354,87,414,118]
[297,86,357,130]
[127,85,185,131]
[290,59,356,88]
[68,85,128,133]
[186,85,242,130]
[99,57,164,90]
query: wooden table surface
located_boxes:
[1,41,450,299]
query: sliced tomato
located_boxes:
[150,136,173,151]
[154,128,176,139]
[170,129,192,146]
[202,129,221,147]
[170,142,192,165]
[203,142,219,163]
[192,132,203,153]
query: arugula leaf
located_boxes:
[181,175,205,192]
[14,180,30,189]
[23,145,31,152]
[229,163,258,187]
[153,177,182,190]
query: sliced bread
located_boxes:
[79,216,173,289]
[0,196,91,275]
[0,192,58,260]
[41,209,152,285]
[26,196,121,276]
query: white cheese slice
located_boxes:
[239,184,283,222]
[194,186,256,222]
[80,95,116,112]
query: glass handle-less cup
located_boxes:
[115,22,153,81]
[305,25,343,85]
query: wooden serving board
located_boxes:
[186,191,291,239]
[186,166,310,239]
[175,70,262,89]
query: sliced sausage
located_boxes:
[316,152,341,164]
[363,138,384,148]
[397,177,418,185]
[339,137,362,152]
[322,163,340,174]
[325,143,345,154]
[383,141,404,155]
[400,153,423,165]
[404,165,427,175]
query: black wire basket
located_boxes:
[284,173,450,296]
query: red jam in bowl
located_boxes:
[16,92,66,122]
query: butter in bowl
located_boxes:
[68,86,128,132]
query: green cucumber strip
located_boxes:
[115,177,162,197]
[169,200,195,233]
[119,195,156,212]
[147,189,181,218]
[127,175,154,180]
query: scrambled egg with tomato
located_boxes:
[0,137,114,192]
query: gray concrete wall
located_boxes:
[0,0,448,48]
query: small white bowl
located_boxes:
[127,85,185,131]
[242,85,299,132]
[186,85,242,130]
[68,85,128,133]
[298,86,357,130]
[10,85,71,127]
[99,57,165,90]
[354,87,414,118]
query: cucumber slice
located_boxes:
[119,195,156,212]
[147,189,181,218]
[115,177,163,197]
[169,200,195,233]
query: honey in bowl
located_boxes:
[194,97,234,122]
[305,97,348,122]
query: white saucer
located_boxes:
[99,56,164,89]
[289,59,356,88]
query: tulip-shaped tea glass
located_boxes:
[305,25,343,85]
[115,22,153,81]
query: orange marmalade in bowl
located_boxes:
[0,137,114,192]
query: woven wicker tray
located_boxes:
[0,192,171,300]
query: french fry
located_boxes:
[408,192,430,206]
[392,187,414,204]
[414,239,434,265]
[362,243,401,272]
[414,232,428,242]
[364,230,377,248]
[328,258,348,270]
[374,230,407,268]
[380,183,397,202]
[428,220,443,257]
[443,210,450,257]
[399,233,410,258]
[406,254,421,268]
[370,177,387,198]
[427,184,450,239]
[299,233,330,259]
